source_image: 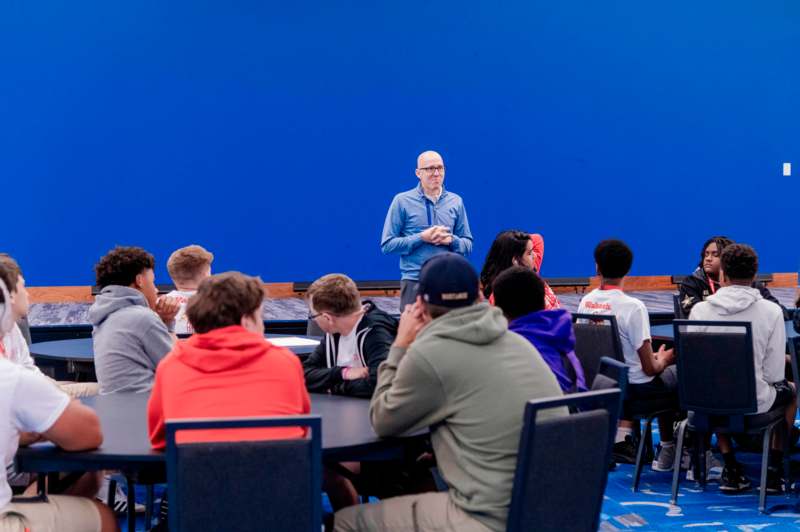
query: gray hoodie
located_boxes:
[689,285,785,413]
[370,303,564,532]
[89,286,173,394]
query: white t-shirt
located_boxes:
[0,358,70,508]
[165,289,196,335]
[578,288,652,384]
[0,324,41,375]
[336,315,364,369]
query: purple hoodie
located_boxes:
[509,308,587,393]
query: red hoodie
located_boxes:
[148,325,311,450]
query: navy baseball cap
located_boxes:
[417,253,479,308]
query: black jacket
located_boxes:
[303,301,397,398]
[678,267,790,319]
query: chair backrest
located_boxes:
[166,416,322,532]
[571,313,625,388]
[672,293,686,319]
[788,336,800,391]
[507,389,620,532]
[673,320,757,426]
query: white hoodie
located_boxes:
[689,285,785,413]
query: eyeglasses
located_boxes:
[418,165,445,174]
[308,312,322,320]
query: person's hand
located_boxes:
[394,301,428,349]
[155,296,181,326]
[343,367,369,380]
[420,226,439,243]
[656,345,675,366]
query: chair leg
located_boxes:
[633,418,652,492]
[698,434,707,488]
[784,419,792,497]
[125,474,137,532]
[759,426,774,514]
[107,478,117,509]
[671,419,688,505]
[146,484,154,531]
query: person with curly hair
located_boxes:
[89,246,180,394]
[479,230,560,309]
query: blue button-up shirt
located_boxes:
[381,184,473,280]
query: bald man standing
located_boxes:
[381,151,473,309]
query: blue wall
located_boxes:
[2,1,798,285]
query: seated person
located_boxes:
[303,274,397,398]
[689,243,796,493]
[335,253,563,532]
[0,266,117,532]
[577,240,678,469]
[493,265,586,393]
[148,271,309,448]
[0,254,98,398]
[479,230,560,309]
[147,272,359,515]
[679,236,788,318]
[165,244,213,335]
[89,246,179,394]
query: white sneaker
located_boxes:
[652,443,676,472]
[96,476,145,514]
[686,450,723,482]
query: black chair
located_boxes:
[166,416,322,532]
[673,293,686,319]
[507,388,621,532]
[669,320,786,513]
[591,357,629,458]
[572,313,625,388]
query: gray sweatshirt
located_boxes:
[89,286,173,394]
[689,285,785,413]
[370,303,564,532]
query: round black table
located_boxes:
[15,392,425,531]
[30,334,319,364]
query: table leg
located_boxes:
[145,484,154,531]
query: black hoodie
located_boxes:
[678,267,789,319]
[303,301,397,398]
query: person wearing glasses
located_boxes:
[381,150,473,310]
[303,274,397,398]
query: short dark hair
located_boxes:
[594,239,633,279]
[0,263,16,304]
[698,236,734,269]
[480,230,531,298]
[186,272,264,334]
[720,244,758,281]
[492,266,546,321]
[95,246,155,289]
[0,254,22,293]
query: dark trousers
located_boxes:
[400,280,419,311]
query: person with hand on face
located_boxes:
[89,246,180,395]
[480,230,561,309]
[334,253,563,532]
[303,274,397,398]
[381,150,473,310]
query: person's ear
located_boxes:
[133,272,145,289]
[512,257,519,266]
